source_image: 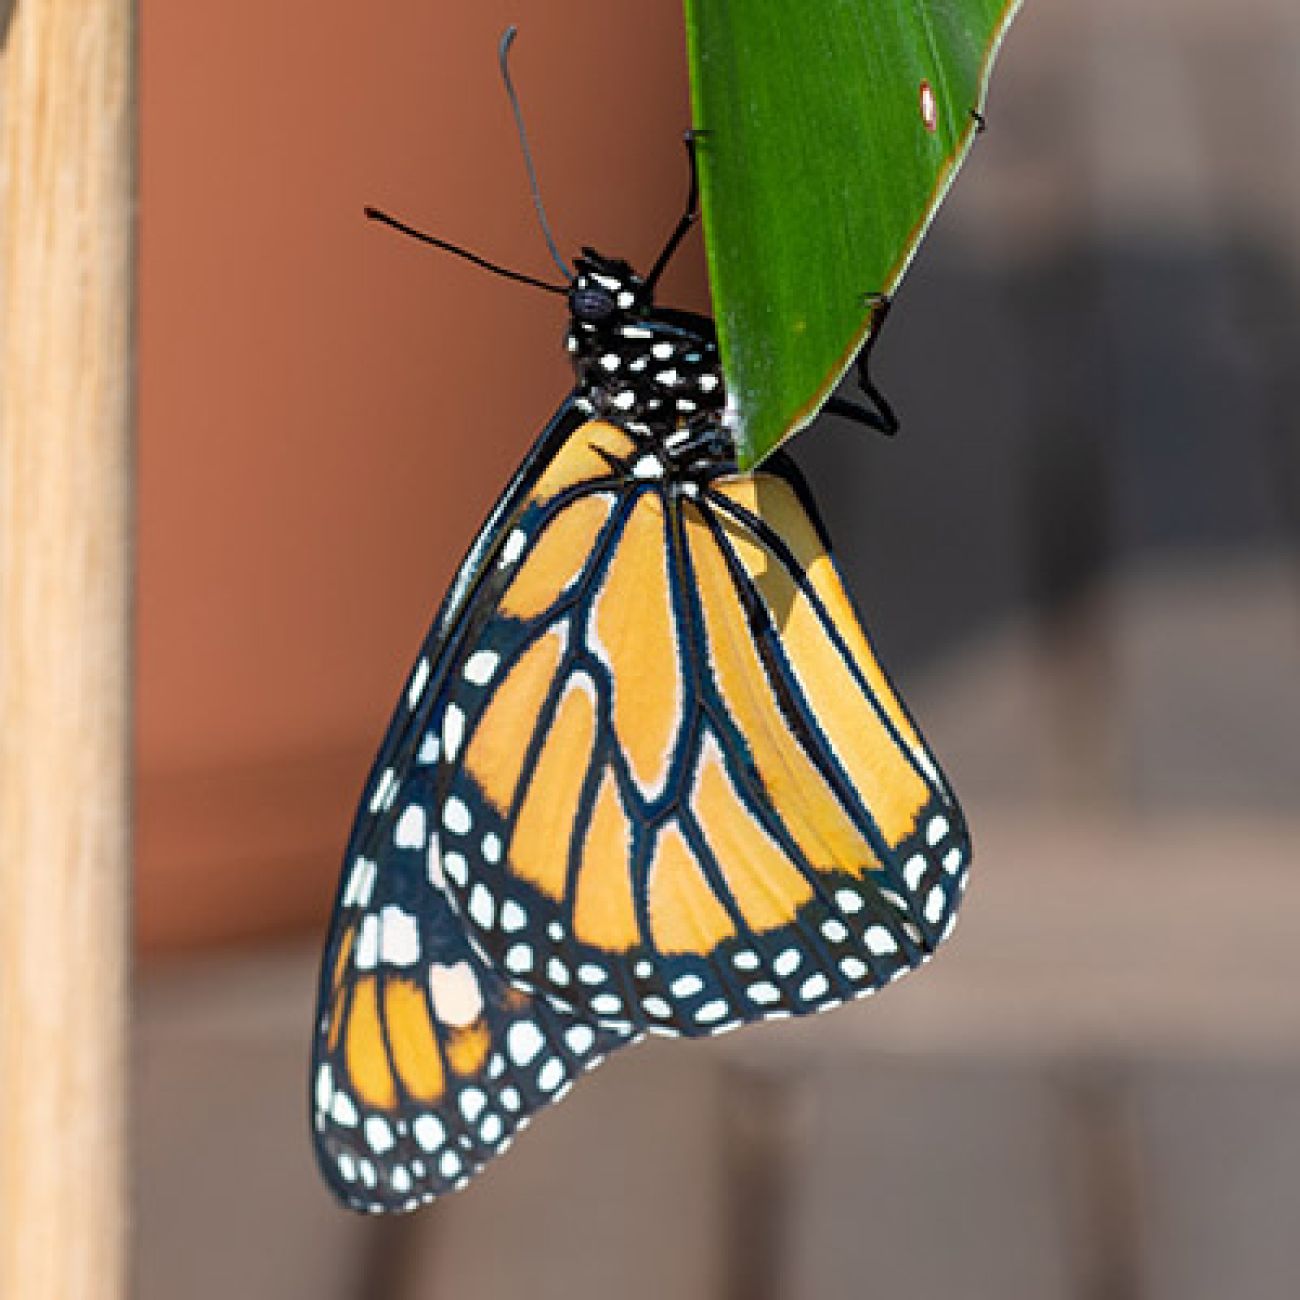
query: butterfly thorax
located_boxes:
[565,247,727,446]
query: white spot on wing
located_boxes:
[865,926,897,956]
[407,657,431,710]
[370,767,397,814]
[463,650,499,686]
[566,1024,596,1055]
[429,961,483,1027]
[354,914,380,970]
[925,885,946,924]
[508,1021,545,1067]
[442,705,465,762]
[394,805,427,850]
[379,905,420,966]
[834,889,864,915]
[413,1115,445,1151]
[537,1058,565,1092]
[468,883,495,930]
[903,855,927,890]
[915,749,942,786]
[459,1088,488,1123]
[314,1064,334,1113]
[343,857,377,908]
[443,797,472,835]
[365,1117,395,1154]
[500,529,528,568]
[773,949,801,979]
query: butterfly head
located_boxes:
[567,249,649,330]
[565,248,725,440]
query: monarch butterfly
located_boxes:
[311,30,968,1214]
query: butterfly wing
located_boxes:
[431,419,970,1037]
[310,401,635,1213]
[311,844,630,1212]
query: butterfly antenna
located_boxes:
[499,26,573,282]
[363,206,565,296]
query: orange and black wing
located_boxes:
[432,418,970,1037]
[311,837,631,1212]
[310,404,635,1213]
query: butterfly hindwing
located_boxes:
[311,750,633,1213]
[431,418,970,1038]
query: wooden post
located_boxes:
[0,3,134,1298]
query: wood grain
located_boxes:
[0,2,133,1297]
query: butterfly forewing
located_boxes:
[431,418,970,1038]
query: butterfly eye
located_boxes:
[569,283,618,323]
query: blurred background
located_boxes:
[136,0,1300,1296]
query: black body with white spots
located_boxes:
[565,249,726,439]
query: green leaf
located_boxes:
[684,0,1023,468]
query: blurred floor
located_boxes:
[137,823,1300,1300]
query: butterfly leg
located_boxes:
[823,295,900,436]
[644,131,705,290]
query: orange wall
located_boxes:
[138,3,707,953]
